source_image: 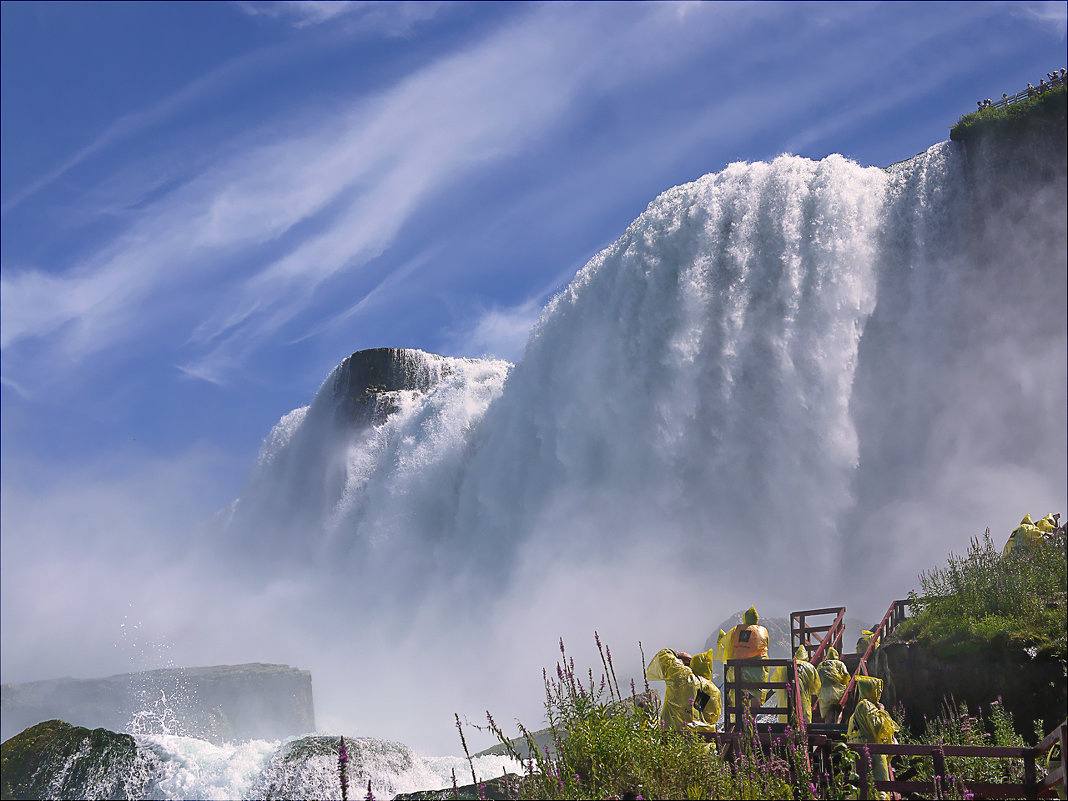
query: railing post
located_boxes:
[932,749,947,800]
[858,748,870,801]
[1024,749,1038,800]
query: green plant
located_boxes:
[898,529,1066,660]
[893,698,1037,788]
[949,83,1067,140]
[464,636,826,800]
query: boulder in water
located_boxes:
[250,734,415,800]
[0,719,160,801]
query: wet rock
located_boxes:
[0,719,160,801]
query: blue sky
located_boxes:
[1,1,1066,682]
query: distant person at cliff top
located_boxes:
[645,648,722,733]
[1003,512,1059,556]
[721,606,770,720]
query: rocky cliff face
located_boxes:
[871,638,1066,739]
[0,663,314,744]
[330,348,452,427]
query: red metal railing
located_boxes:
[708,720,1067,800]
[834,599,911,723]
[790,606,846,665]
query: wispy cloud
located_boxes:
[0,0,1033,394]
[1,3,763,388]
[445,299,542,363]
[234,1,455,33]
[1012,1,1068,39]
[0,40,306,217]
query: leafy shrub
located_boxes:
[893,698,1036,787]
[898,529,1067,660]
[950,83,1067,141]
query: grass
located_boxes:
[949,83,1067,141]
[896,529,1067,660]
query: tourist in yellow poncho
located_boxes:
[1003,513,1056,555]
[769,645,821,724]
[721,606,770,720]
[645,648,722,733]
[856,629,880,656]
[816,647,849,721]
[846,676,899,799]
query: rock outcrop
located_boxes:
[394,773,521,800]
[871,637,1067,739]
[0,663,314,744]
[0,720,160,801]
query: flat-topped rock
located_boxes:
[0,663,314,744]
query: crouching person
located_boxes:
[645,648,722,734]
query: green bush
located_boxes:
[898,529,1067,660]
[892,698,1038,789]
[950,84,1067,141]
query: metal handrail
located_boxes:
[706,719,1068,800]
[835,598,911,723]
[982,74,1065,111]
[790,606,846,666]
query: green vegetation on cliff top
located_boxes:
[898,529,1067,661]
[950,83,1067,141]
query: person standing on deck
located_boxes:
[722,606,770,721]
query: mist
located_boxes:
[2,132,1065,757]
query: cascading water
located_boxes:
[231,137,1066,600]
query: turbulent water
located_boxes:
[15,728,518,801]
[134,733,516,801]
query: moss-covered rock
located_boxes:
[393,772,520,800]
[0,720,160,800]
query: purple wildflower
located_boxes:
[338,736,350,801]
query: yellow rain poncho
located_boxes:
[770,646,822,723]
[846,677,899,796]
[1036,513,1059,533]
[816,647,850,720]
[856,629,880,656]
[645,648,722,733]
[1004,514,1047,555]
[722,607,770,713]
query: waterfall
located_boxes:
[219,134,1064,756]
